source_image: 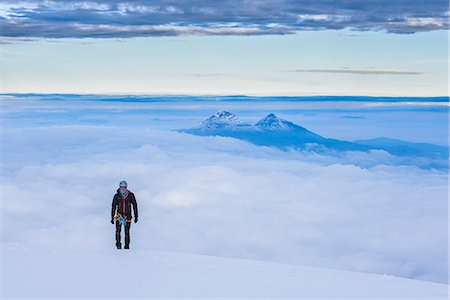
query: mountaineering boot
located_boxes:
[124,245,129,249]
[116,244,122,249]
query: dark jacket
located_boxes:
[111,189,138,221]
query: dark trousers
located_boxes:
[115,220,131,247]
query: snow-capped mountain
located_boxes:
[201,110,242,129]
[255,113,292,130]
[179,110,363,151]
[178,111,448,168]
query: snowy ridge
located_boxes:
[200,111,301,131]
[3,247,448,299]
[182,110,320,135]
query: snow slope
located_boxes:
[2,246,448,299]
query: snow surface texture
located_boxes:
[2,246,448,299]
[1,94,448,298]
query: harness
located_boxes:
[114,191,132,224]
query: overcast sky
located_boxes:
[1,0,448,96]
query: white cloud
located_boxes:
[297,14,331,21]
[117,3,159,14]
[0,1,39,18]
[406,17,446,28]
[288,68,423,75]
[1,96,447,284]
[1,124,447,283]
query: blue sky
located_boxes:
[1,1,448,95]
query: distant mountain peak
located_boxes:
[201,110,240,129]
[256,113,291,130]
[215,110,238,119]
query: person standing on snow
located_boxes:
[111,180,138,249]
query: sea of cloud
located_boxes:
[1,95,448,283]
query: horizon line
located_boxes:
[1,93,449,99]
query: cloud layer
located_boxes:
[2,125,447,283]
[1,95,448,284]
[1,0,448,38]
[287,68,423,75]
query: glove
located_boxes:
[134,217,138,223]
[111,218,114,224]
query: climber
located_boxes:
[111,180,138,249]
